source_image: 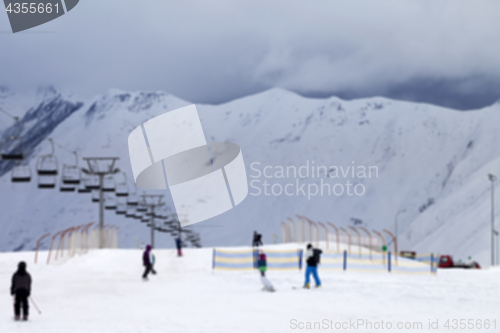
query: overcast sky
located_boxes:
[1,0,499,109]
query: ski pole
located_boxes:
[29,297,42,314]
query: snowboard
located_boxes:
[260,275,275,292]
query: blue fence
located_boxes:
[212,248,437,274]
[212,248,303,271]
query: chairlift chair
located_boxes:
[61,152,81,185]
[0,115,25,161]
[125,205,136,218]
[78,184,91,193]
[38,175,56,189]
[116,207,126,215]
[126,184,139,205]
[127,199,139,206]
[60,184,76,192]
[1,152,24,161]
[11,163,32,183]
[115,198,127,214]
[91,190,100,202]
[115,172,129,197]
[77,175,91,193]
[105,194,117,210]
[85,175,100,190]
[105,203,117,210]
[141,216,149,223]
[102,175,116,192]
[36,139,58,176]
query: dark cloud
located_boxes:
[0,0,499,110]
[299,75,500,110]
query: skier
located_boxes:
[10,261,31,321]
[257,250,275,292]
[142,245,156,280]
[252,231,263,247]
[303,243,322,289]
[175,236,182,257]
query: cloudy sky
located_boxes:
[0,0,499,109]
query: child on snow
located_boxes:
[304,243,322,289]
[142,245,156,280]
[257,250,275,292]
[10,261,31,321]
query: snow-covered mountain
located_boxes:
[0,87,499,266]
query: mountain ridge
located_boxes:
[0,87,499,267]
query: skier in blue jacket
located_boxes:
[304,243,322,289]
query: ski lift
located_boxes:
[115,172,129,197]
[102,175,116,192]
[141,216,149,223]
[38,175,56,189]
[36,139,58,175]
[125,211,135,218]
[0,113,25,161]
[91,190,100,202]
[134,212,143,220]
[137,206,147,212]
[61,152,81,185]
[11,163,32,183]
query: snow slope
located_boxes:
[0,247,499,333]
[0,87,499,267]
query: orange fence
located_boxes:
[35,222,120,265]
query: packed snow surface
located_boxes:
[1,245,499,333]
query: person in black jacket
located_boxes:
[303,243,322,289]
[175,237,183,257]
[10,261,31,321]
[252,231,263,247]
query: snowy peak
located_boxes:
[0,87,499,268]
[0,89,83,177]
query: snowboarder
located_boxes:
[142,245,156,280]
[175,236,182,257]
[10,261,31,321]
[252,231,263,247]
[257,250,275,292]
[303,243,322,289]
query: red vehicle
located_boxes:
[438,255,481,269]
